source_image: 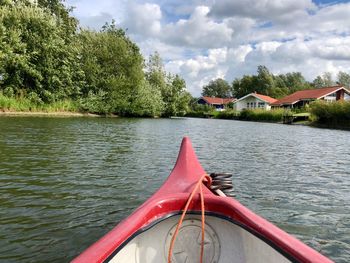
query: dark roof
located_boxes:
[271,86,347,106]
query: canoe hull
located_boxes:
[73,137,332,263]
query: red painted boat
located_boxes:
[73,137,333,263]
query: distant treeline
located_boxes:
[0,0,190,116]
[202,66,350,99]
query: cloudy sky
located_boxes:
[65,0,350,96]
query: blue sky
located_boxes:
[65,0,350,96]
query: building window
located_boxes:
[247,102,249,108]
[258,102,265,108]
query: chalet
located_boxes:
[197,96,236,110]
[233,93,277,111]
[271,86,350,108]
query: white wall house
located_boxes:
[233,93,277,111]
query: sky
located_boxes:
[65,0,350,96]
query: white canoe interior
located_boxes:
[108,214,291,263]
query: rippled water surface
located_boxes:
[0,117,349,262]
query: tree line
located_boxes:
[202,65,350,99]
[0,0,190,116]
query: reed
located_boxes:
[239,109,285,122]
[309,100,350,127]
[214,110,240,119]
[0,93,79,112]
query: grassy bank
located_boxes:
[0,93,80,113]
[309,101,350,129]
[186,108,287,123]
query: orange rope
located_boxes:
[167,174,211,263]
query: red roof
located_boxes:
[201,96,236,105]
[253,93,277,104]
[272,86,346,106]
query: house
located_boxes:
[233,93,277,111]
[271,86,350,108]
[197,96,236,110]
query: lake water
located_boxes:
[0,117,349,262]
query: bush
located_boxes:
[214,110,240,119]
[309,100,350,127]
[3,86,14,98]
[185,104,217,118]
[27,92,43,105]
[239,109,285,122]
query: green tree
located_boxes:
[337,71,350,88]
[130,80,164,117]
[271,72,311,98]
[202,78,231,98]
[145,51,167,92]
[164,74,191,116]
[313,72,334,88]
[232,75,258,98]
[145,52,191,116]
[256,65,275,95]
[77,22,145,114]
[313,76,324,88]
[0,2,81,102]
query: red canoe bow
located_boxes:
[73,137,333,263]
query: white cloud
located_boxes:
[77,12,114,30]
[67,0,127,30]
[161,6,233,48]
[123,3,162,36]
[209,0,315,21]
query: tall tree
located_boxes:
[256,65,275,95]
[337,71,350,88]
[313,72,335,88]
[202,78,231,98]
[0,1,81,102]
[77,22,144,114]
[313,76,324,88]
[164,74,191,116]
[145,51,167,93]
[145,52,191,116]
[231,75,258,98]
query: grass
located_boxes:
[0,93,79,112]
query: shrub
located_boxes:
[215,110,240,119]
[309,100,350,126]
[239,109,285,122]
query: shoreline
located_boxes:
[1,111,349,131]
[0,110,103,117]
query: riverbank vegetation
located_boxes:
[309,101,350,128]
[0,93,79,112]
[238,109,286,122]
[186,108,287,123]
[0,0,190,117]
